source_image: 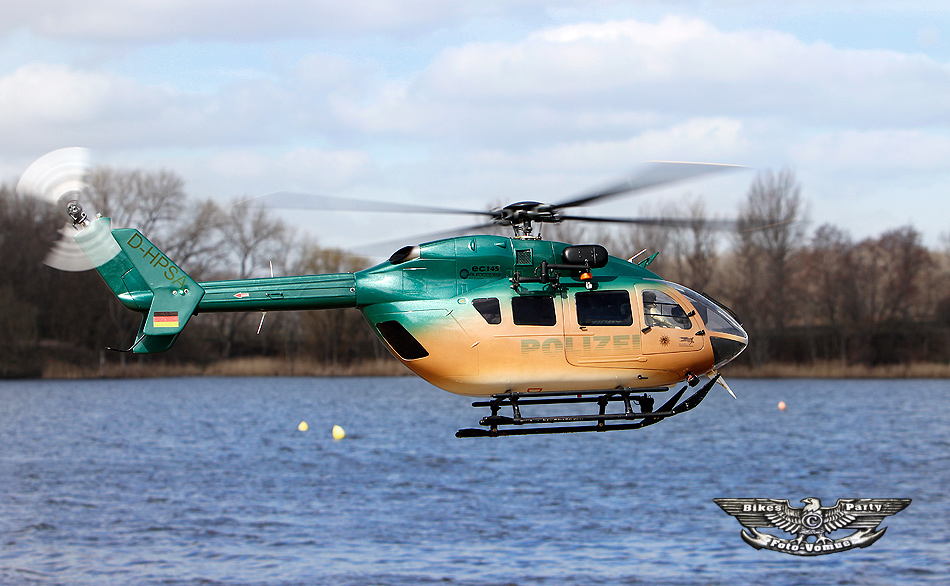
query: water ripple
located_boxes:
[0,377,947,585]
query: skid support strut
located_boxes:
[456,374,720,438]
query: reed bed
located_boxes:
[43,357,411,379]
[724,360,950,379]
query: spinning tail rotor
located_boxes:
[16,147,97,271]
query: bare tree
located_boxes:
[668,195,719,292]
[876,226,934,323]
[85,168,187,236]
[606,201,678,276]
[293,244,385,366]
[850,226,933,326]
[205,201,292,357]
[0,187,47,375]
[0,284,40,377]
[216,201,290,279]
[801,224,858,361]
[731,169,806,363]
[542,221,595,247]
[160,199,227,280]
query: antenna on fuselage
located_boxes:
[256,261,274,335]
[627,249,648,263]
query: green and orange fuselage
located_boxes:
[76,216,748,397]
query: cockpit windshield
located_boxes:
[670,283,746,337]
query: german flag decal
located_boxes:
[153,311,179,328]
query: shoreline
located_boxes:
[40,357,413,379]
[35,357,950,380]
[723,360,950,379]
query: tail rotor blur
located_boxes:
[16,147,97,271]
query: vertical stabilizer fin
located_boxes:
[74,217,204,353]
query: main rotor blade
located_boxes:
[350,221,499,256]
[237,191,492,218]
[553,161,744,210]
[558,214,741,231]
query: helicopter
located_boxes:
[18,148,749,437]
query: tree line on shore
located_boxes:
[1,166,949,378]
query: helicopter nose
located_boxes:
[666,282,749,368]
[711,335,748,368]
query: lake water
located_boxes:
[1,376,947,585]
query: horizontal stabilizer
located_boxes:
[112,228,204,339]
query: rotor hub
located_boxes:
[66,199,88,226]
[491,201,561,238]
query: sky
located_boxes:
[2,1,950,252]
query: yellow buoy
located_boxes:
[298,421,309,431]
[778,401,787,411]
[332,424,346,440]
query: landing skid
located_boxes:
[456,373,720,438]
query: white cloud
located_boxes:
[4,11,950,246]
[0,61,308,154]
[460,117,749,174]
[1,1,551,42]
[792,129,950,172]
[7,15,950,156]
[409,16,950,128]
[286,13,950,167]
[202,147,376,194]
[0,63,111,123]
[0,63,174,150]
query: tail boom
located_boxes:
[197,274,357,313]
[74,216,358,353]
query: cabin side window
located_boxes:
[575,290,633,326]
[512,296,556,326]
[376,320,429,360]
[472,297,502,324]
[642,290,691,329]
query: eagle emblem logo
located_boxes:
[713,497,911,556]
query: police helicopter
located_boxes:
[19,148,749,437]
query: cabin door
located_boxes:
[562,288,645,367]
